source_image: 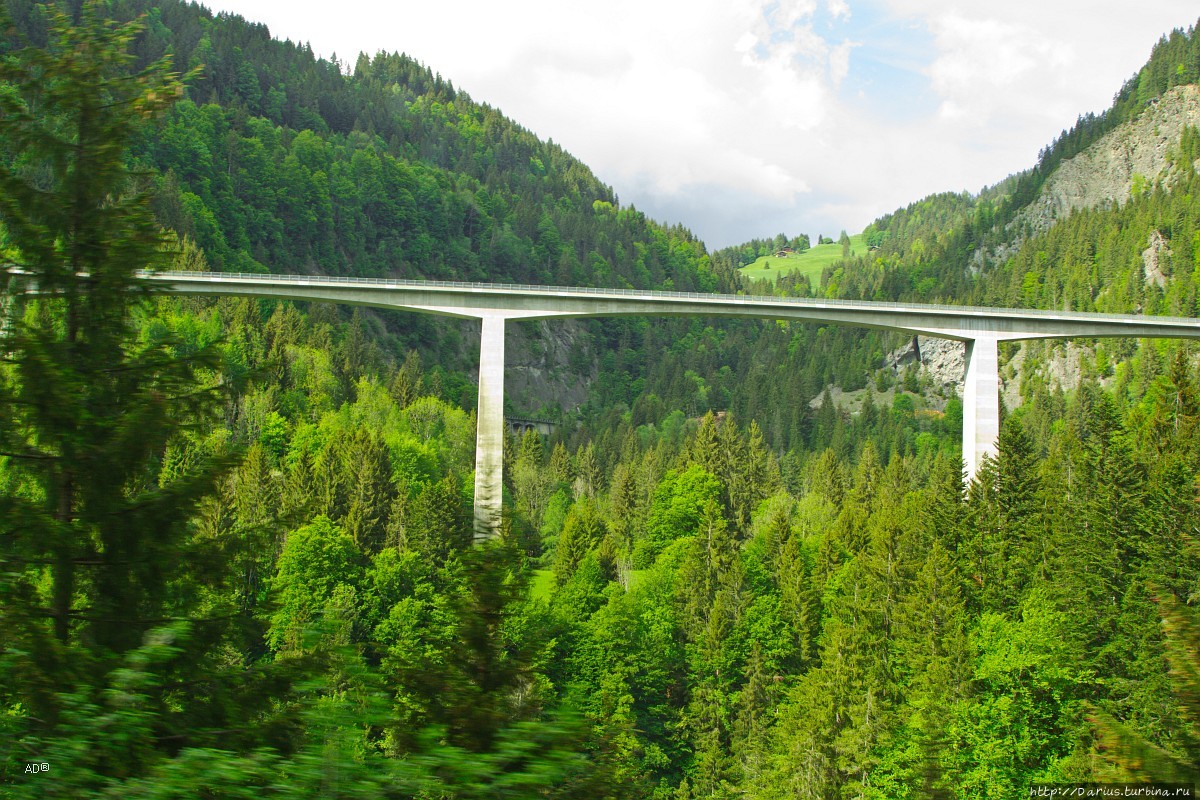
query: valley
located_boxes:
[2,2,1200,797]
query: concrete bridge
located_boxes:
[137,270,1200,540]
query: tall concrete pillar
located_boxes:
[473,314,506,541]
[0,274,23,347]
[962,334,1001,484]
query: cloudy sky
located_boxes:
[202,1,1198,249]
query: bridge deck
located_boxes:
[138,269,1200,339]
[107,270,1200,537]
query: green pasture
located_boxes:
[530,567,648,601]
[531,569,556,601]
[739,233,868,284]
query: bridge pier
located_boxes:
[140,271,1200,515]
[473,315,506,541]
[962,335,1001,483]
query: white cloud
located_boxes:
[828,40,856,86]
[415,0,848,209]
[200,0,1199,248]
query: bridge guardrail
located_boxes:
[136,269,1200,326]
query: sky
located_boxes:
[201,0,1199,249]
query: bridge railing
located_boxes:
[137,270,1200,326]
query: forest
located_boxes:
[2,2,1200,798]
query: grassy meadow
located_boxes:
[739,233,868,284]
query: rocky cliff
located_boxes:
[880,86,1200,414]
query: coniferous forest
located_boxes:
[2,2,1200,797]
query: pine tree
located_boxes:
[1091,590,1200,783]
[554,497,606,586]
[512,427,551,532]
[230,442,281,612]
[732,641,776,787]
[717,413,749,527]
[807,447,847,505]
[573,441,601,498]
[0,4,225,658]
[313,427,349,521]
[777,525,821,667]
[675,498,742,798]
[964,417,1042,611]
[0,3,248,776]
[851,440,882,508]
[892,540,969,794]
[549,440,574,487]
[341,427,394,552]
[388,348,423,410]
[687,411,721,476]
[406,474,470,562]
[608,461,639,587]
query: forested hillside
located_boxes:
[2,3,1200,798]
[115,0,729,293]
[11,0,732,416]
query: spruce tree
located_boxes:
[0,4,225,660]
[554,497,606,586]
[513,427,550,532]
[341,427,393,552]
[0,2,245,778]
[387,348,423,410]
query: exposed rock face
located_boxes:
[957,86,1200,402]
[1143,229,1170,289]
[884,336,965,391]
[883,335,1103,412]
[885,335,922,370]
[505,320,594,413]
[973,84,1200,276]
[456,318,594,416]
[1023,84,1200,236]
[1037,342,1093,394]
[914,336,965,391]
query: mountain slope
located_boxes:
[5,0,736,415]
[4,7,1200,796]
[1027,84,1200,230]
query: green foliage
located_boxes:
[5,3,1200,797]
[553,497,607,586]
[638,464,722,567]
[268,516,362,652]
[0,11,250,783]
